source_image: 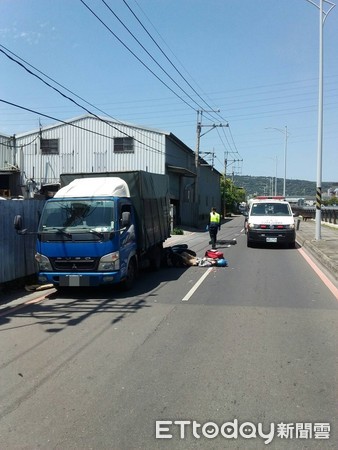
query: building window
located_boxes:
[40,139,59,155]
[114,137,134,153]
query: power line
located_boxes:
[120,0,239,158]
[83,0,233,132]
[0,99,168,157]
[0,99,113,139]
[0,8,239,162]
[0,9,238,158]
[0,45,170,156]
[100,0,209,113]
[0,44,177,154]
[0,46,146,142]
[79,0,197,112]
[121,0,221,118]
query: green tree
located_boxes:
[323,197,338,206]
[221,176,246,215]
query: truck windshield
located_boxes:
[251,203,291,216]
[39,200,115,232]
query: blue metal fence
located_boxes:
[0,199,45,284]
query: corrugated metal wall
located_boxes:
[165,135,196,172]
[198,166,222,223]
[0,200,45,284]
[15,116,166,186]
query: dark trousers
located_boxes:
[209,226,218,249]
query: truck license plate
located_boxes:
[266,237,277,243]
[60,275,81,286]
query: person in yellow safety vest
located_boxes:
[208,207,221,249]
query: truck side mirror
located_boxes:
[121,211,131,228]
[14,215,27,234]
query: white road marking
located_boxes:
[182,267,213,301]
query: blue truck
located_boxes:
[15,171,171,289]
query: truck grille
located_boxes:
[51,257,99,271]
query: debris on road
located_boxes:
[25,284,54,292]
[162,245,228,268]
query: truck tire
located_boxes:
[150,245,162,271]
[121,258,136,291]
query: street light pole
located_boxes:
[274,156,278,196]
[316,0,324,240]
[306,0,335,240]
[283,126,288,198]
[265,155,278,195]
[265,126,289,197]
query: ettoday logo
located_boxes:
[156,419,275,444]
[155,420,330,444]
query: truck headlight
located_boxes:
[286,223,295,230]
[248,222,256,229]
[35,253,52,271]
[98,252,120,271]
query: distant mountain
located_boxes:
[233,175,337,198]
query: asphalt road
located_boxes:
[0,216,337,449]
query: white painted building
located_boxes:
[7,115,221,227]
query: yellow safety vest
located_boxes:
[210,212,220,225]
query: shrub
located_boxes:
[172,228,184,235]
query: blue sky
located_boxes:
[0,0,337,182]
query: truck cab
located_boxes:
[35,177,138,288]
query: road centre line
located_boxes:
[182,267,213,301]
[297,247,338,301]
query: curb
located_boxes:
[0,286,55,312]
[296,237,338,281]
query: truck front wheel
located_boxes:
[121,258,137,291]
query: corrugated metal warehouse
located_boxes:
[3,115,221,227]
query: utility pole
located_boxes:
[224,156,227,217]
[223,154,243,217]
[200,150,215,168]
[194,109,228,217]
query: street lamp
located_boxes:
[266,126,289,198]
[265,155,278,196]
[306,0,335,240]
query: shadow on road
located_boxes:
[0,266,188,332]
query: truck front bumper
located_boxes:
[247,229,295,245]
[38,271,122,287]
